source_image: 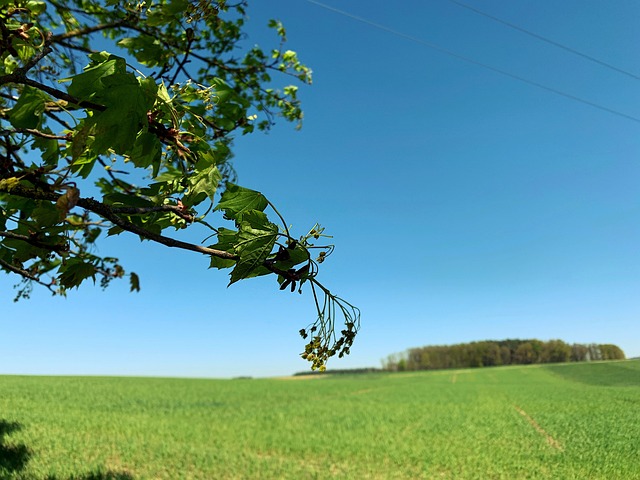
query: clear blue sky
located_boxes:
[1,0,639,377]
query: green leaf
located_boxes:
[107,225,124,236]
[26,0,46,14]
[8,86,48,129]
[211,78,248,107]
[214,183,269,220]
[183,164,222,206]
[65,55,125,100]
[236,209,275,234]
[129,272,140,292]
[31,129,60,165]
[210,256,236,269]
[130,131,162,170]
[208,227,238,270]
[165,0,189,15]
[88,73,154,154]
[229,210,278,284]
[58,260,97,288]
[229,234,276,284]
[118,37,165,67]
[70,154,98,179]
[103,191,154,208]
[70,123,92,161]
[32,204,62,227]
[69,123,98,178]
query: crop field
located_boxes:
[0,360,639,479]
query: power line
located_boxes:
[446,0,640,81]
[304,0,640,125]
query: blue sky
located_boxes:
[1,0,639,377]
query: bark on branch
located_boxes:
[0,230,69,253]
[1,184,238,261]
[110,205,195,223]
[0,257,56,293]
[51,20,128,42]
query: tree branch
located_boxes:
[110,205,195,222]
[19,32,53,74]
[0,230,69,253]
[0,257,56,293]
[55,39,95,55]
[2,183,237,260]
[0,128,68,140]
[44,110,73,130]
[0,72,106,111]
[23,77,106,111]
[169,35,194,85]
[1,184,305,283]
[51,20,128,42]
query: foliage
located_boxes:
[382,339,625,371]
[0,0,359,369]
[1,361,639,478]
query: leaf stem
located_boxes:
[266,199,291,240]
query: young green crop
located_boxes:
[0,360,638,479]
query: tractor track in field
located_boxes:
[513,404,564,452]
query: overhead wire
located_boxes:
[446,0,640,81]
[304,0,640,125]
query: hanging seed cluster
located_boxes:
[299,321,358,371]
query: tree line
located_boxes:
[382,339,625,371]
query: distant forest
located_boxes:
[382,340,625,371]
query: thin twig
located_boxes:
[19,32,54,74]
[56,39,95,55]
[44,110,73,130]
[0,257,56,293]
[1,128,68,140]
[170,36,194,85]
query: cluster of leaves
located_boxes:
[0,0,358,369]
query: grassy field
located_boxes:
[0,360,639,479]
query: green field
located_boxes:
[1,360,639,479]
